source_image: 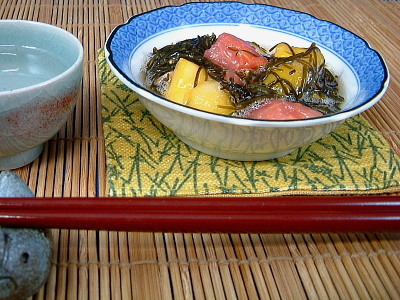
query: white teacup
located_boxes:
[0,20,83,170]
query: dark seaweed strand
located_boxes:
[212,44,322,108]
[146,34,217,91]
[300,67,344,114]
[268,42,296,56]
[227,47,261,58]
[266,44,320,97]
[297,47,344,114]
[194,66,207,87]
[229,43,344,114]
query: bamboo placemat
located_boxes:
[1,0,400,299]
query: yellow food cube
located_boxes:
[274,43,304,58]
[265,43,325,94]
[263,60,304,94]
[186,80,234,115]
[274,43,324,66]
[165,58,207,105]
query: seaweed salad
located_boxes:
[144,32,344,120]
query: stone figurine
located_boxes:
[0,171,53,300]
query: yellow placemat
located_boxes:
[99,49,400,197]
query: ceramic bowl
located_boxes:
[105,2,389,161]
[0,20,83,170]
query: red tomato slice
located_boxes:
[245,99,323,120]
[204,33,268,84]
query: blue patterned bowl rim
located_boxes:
[105,2,390,124]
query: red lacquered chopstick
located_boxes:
[0,196,399,233]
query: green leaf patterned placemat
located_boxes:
[99,49,400,197]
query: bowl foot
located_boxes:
[0,144,44,170]
[178,136,296,161]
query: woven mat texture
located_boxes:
[1,0,400,299]
[99,50,400,197]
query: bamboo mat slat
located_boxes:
[1,0,400,299]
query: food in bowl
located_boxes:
[105,2,389,161]
[144,32,343,120]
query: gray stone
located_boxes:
[0,171,53,300]
[0,227,53,300]
[0,171,34,197]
